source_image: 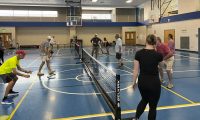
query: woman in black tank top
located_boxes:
[133,34,163,120]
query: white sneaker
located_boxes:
[167,84,174,89]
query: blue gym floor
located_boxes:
[0,46,200,120]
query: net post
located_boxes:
[115,74,121,120]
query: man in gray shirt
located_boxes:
[37,36,55,76]
[115,34,123,67]
[91,34,101,59]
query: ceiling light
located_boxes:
[82,7,114,10]
[92,0,98,2]
[126,0,133,3]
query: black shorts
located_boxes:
[116,53,122,59]
[50,50,54,54]
[0,73,17,83]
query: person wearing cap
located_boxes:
[49,36,56,57]
[37,36,55,76]
[0,50,32,104]
[90,34,102,59]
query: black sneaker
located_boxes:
[1,98,14,105]
[119,63,123,67]
[9,91,19,95]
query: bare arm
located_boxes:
[17,65,32,74]
[163,52,173,60]
[13,68,30,78]
[133,60,139,89]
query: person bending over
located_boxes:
[0,50,32,104]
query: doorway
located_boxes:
[164,29,175,43]
[0,33,12,49]
[125,32,136,46]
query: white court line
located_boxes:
[118,62,200,74]
[122,57,133,62]
[27,61,133,68]
[42,76,133,95]
[56,48,61,56]
[175,58,191,61]
[101,61,132,63]
[41,67,134,95]
[175,54,200,60]
[175,55,200,63]
[52,56,77,58]
[173,69,200,73]
[123,65,133,71]
[42,73,133,83]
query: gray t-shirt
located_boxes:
[115,38,122,53]
[40,40,50,55]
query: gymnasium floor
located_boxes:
[0,46,200,120]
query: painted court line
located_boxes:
[175,54,200,60]
[123,65,133,71]
[56,48,61,55]
[0,115,9,120]
[161,85,195,104]
[8,80,36,120]
[53,103,200,120]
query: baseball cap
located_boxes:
[16,50,26,56]
[47,36,52,39]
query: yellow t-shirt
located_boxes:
[0,56,19,74]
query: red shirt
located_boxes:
[156,43,170,57]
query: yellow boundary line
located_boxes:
[53,103,200,120]
[161,85,195,103]
[8,80,35,120]
[0,115,9,120]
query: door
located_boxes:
[0,33,12,49]
[125,32,136,46]
[164,29,175,43]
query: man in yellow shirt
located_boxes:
[0,50,32,104]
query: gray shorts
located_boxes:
[0,73,17,83]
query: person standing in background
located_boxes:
[49,36,56,57]
[115,34,123,67]
[156,37,174,88]
[166,34,175,88]
[103,37,110,55]
[0,37,4,65]
[91,34,101,59]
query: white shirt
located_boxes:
[50,38,56,45]
[115,38,122,53]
